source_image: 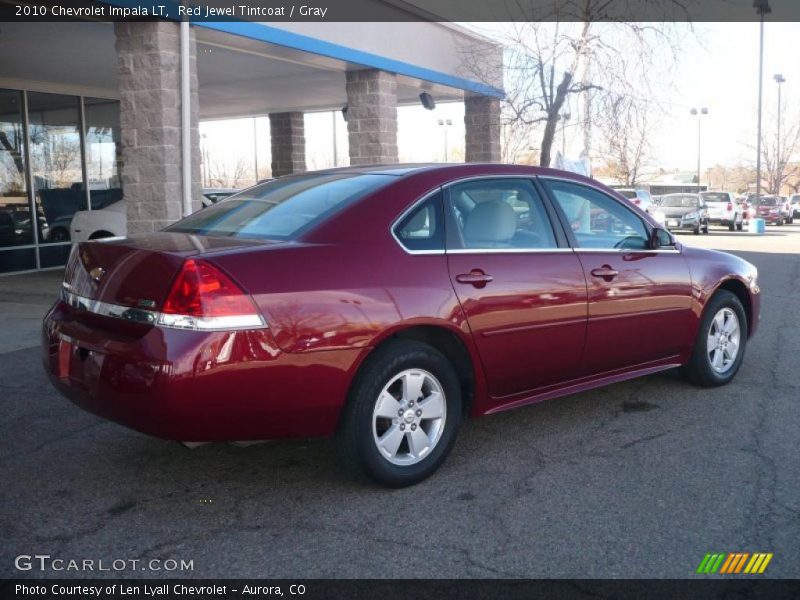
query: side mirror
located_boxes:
[650,227,675,249]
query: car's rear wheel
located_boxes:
[337,340,463,487]
[683,290,747,387]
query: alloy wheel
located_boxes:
[706,307,741,374]
[372,369,447,466]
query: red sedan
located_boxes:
[43,164,760,486]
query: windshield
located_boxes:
[660,195,699,208]
[700,192,728,203]
[167,173,394,240]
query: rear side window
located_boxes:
[446,178,558,250]
[167,173,393,240]
[393,192,444,252]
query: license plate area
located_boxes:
[57,337,104,392]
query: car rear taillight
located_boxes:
[632,198,641,205]
[159,259,265,331]
[727,202,733,211]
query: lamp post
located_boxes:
[561,112,571,155]
[754,0,771,201]
[774,73,785,193]
[200,133,209,187]
[690,107,708,191]
[438,119,452,162]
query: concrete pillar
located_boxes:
[268,112,306,177]
[345,69,398,165]
[464,95,501,163]
[114,22,202,235]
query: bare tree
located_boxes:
[594,90,653,185]
[761,115,800,195]
[501,119,536,165]
[460,5,687,167]
[209,157,251,188]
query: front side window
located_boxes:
[393,192,443,251]
[168,173,394,240]
[446,178,557,250]
[544,180,648,250]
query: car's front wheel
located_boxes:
[337,340,463,487]
[683,290,748,387]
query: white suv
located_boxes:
[789,194,800,221]
[700,191,744,231]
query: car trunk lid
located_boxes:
[63,232,268,310]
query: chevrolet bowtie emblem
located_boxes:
[89,267,106,283]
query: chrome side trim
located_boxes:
[61,290,267,331]
[446,248,574,255]
[574,248,681,254]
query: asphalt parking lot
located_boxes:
[1,224,798,579]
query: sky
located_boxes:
[199,21,800,186]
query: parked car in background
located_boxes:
[753,195,791,225]
[789,194,800,219]
[69,188,241,242]
[700,191,744,231]
[44,164,760,486]
[659,193,709,234]
[615,188,665,225]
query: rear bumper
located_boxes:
[43,301,362,441]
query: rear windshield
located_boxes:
[700,192,728,203]
[617,190,637,199]
[660,195,699,208]
[757,197,778,206]
[167,173,393,240]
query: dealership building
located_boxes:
[0,6,503,274]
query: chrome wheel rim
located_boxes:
[707,307,741,374]
[372,369,447,466]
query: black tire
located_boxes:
[693,226,700,235]
[336,339,463,487]
[736,221,744,231]
[50,227,70,242]
[683,290,748,387]
[728,220,735,232]
[702,222,709,234]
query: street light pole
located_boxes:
[774,73,785,193]
[754,0,771,201]
[561,112,571,155]
[438,119,452,162]
[690,107,708,191]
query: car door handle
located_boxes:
[456,271,494,287]
[590,266,619,280]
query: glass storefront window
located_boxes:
[27,92,85,245]
[84,97,123,212]
[0,90,123,274]
[0,89,33,251]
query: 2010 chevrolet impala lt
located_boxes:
[43,164,760,486]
